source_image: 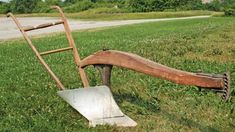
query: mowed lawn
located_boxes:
[0,17,235,131]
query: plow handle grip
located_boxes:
[6,12,12,18]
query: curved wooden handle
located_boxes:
[50,6,65,17]
[6,12,12,18]
[51,5,90,87]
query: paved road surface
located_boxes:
[0,16,210,40]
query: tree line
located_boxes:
[0,0,234,14]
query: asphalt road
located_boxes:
[0,16,210,40]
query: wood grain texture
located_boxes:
[40,47,73,56]
[7,13,65,90]
[23,20,64,32]
[7,6,90,90]
[51,6,89,87]
[80,50,224,89]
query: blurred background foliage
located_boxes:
[0,0,234,16]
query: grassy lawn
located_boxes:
[1,9,223,20]
[0,17,235,131]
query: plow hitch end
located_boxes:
[197,72,232,102]
[222,72,232,102]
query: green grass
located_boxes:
[1,9,223,20]
[0,17,235,131]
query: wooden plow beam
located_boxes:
[80,50,231,101]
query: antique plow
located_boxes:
[7,6,232,127]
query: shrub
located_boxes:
[32,0,64,13]
[126,0,208,12]
[126,0,146,12]
[87,7,128,14]
[205,0,222,11]
[93,2,116,8]
[189,0,205,10]
[221,0,235,10]
[224,9,235,16]
[64,0,94,13]
[33,1,50,13]
[0,3,10,14]
[9,0,38,13]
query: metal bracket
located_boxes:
[222,72,232,102]
[94,64,113,88]
[196,72,232,102]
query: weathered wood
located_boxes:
[7,13,65,90]
[23,20,64,32]
[80,50,224,89]
[6,6,90,90]
[51,6,89,88]
[40,47,73,56]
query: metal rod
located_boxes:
[95,64,113,88]
[7,13,65,90]
[51,6,90,88]
[23,20,64,32]
[40,47,73,56]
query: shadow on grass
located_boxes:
[113,92,218,131]
[113,92,160,114]
[160,111,219,131]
